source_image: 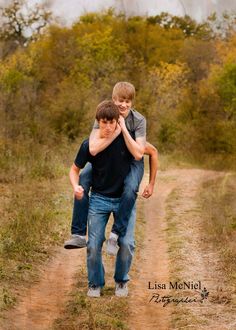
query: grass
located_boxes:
[158,151,236,172]
[198,173,236,282]
[164,170,236,329]
[52,189,146,330]
[0,137,75,312]
[52,245,130,329]
[0,134,146,326]
[0,175,72,311]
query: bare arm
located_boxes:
[69,163,84,199]
[142,142,158,198]
[89,125,121,156]
[119,116,145,161]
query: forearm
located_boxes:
[149,151,158,185]
[69,164,85,199]
[121,126,145,160]
[69,165,80,189]
[144,142,158,185]
[89,128,120,156]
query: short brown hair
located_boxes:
[95,100,119,122]
[112,82,135,100]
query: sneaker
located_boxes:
[115,282,128,297]
[106,237,119,256]
[87,285,101,298]
[64,234,86,249]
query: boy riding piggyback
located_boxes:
[65,82,156,255]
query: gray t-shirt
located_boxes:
[94,109,146,140]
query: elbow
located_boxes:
[89,145,98,156]
[134,155,142,161]
[154,147,158,158]
[134,150,144,161]
[90,149,97,156]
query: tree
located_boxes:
[0,0,52,57]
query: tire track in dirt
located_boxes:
[1,247,86,330]
[128,169,236,330]
[128,172,176,330]
[164,169,236,330]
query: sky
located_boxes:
[1,0,236,24]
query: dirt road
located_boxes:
[128,169,235,330]
[1,169,235,329]
[1,248,86,330]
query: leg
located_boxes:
[87,193,111,288]
[114,206,136,283]
[71,162,92,235]
[111,159,144,237]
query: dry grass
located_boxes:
[0,137,75,311]
[164,170,236,329]
[51,190,146,330]
[198,173,236,282]
[52,264,129,330]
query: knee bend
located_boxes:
[123,186,138,198]
[119,239,135,254]
[87,241,103,256]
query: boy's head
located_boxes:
[96,100,119,138]
[112,82,135,101]
[112,82,135,118]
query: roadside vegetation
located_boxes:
[198,173,236,282]
[165,171,236,329]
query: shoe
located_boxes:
[87,285,101,298]
[64,234,86,249]
[106,237,119,256]
[115,282,128,297]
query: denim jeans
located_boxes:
[111,159,144,236]
[71,162,92,235]
[71,159,143,237]
[87,192,136,287]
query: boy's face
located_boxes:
[99,118,117,138]
[113,96,132,118]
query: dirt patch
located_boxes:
[128,173,176,330]
[1,247,86,330]
[128,169,236,330]
[163,169,236,330]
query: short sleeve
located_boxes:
[74,140,89,169]
[135,117,146,139]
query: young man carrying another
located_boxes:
[70,100,137,297]
[65,82,157,255]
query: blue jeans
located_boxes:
[87,192,136,287]
[71,160,144,237]
[111,159,144,236]
[71,163,92,235]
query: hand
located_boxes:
[118,115,126,130]
[115,124,122,136]
[74,185,84,200]
[142,183,154,198]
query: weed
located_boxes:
[0,288,16,310]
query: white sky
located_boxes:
[1,0,236,24]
